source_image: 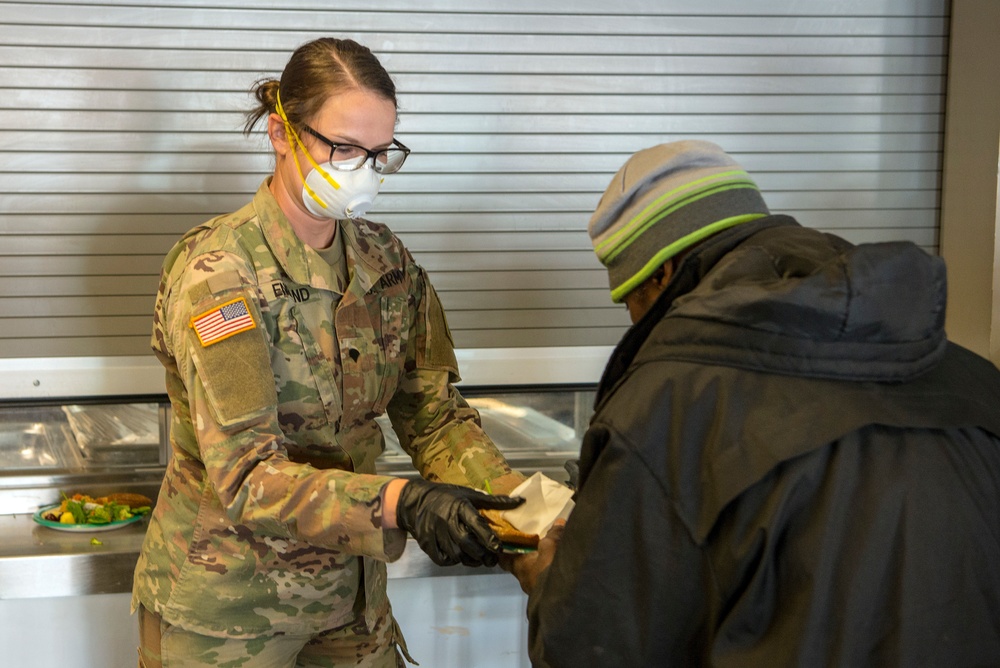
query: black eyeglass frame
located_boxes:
[302,126,410,174]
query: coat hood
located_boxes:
[600,217,949,399]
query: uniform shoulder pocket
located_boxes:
[187,291,277,428]
[417,281,459,375]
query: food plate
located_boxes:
[32,504,146,532]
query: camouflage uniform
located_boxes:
[133,180,524,654]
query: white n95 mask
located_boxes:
[275,91,384,220]
[301,161,382,220]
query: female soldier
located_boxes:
[133,37,525,667]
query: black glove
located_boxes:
[396,479,524,567]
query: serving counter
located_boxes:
[0,387,591,667]
[0,388,588,595]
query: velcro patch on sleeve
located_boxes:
[191,327,276,428]
[206,269,243,295]
[422,283,459,374]
[190,296,257,347]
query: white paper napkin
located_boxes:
[502,472,574,538]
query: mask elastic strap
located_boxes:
[275,91,341,210]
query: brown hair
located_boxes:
[243,37,398,136]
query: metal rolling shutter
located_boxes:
[0,0,948,387]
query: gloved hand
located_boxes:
[396,479,524,567]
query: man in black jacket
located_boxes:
[507,141,1000,667]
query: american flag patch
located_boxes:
[190,297,256,346]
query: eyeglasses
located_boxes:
[302,126,410,174]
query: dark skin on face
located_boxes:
[501,259,675,595]
[623,260,675,325]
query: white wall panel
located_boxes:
[0,0,949,395]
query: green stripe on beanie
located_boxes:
[588,141,770,302]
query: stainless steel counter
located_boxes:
[0,388,587,601]
[0,461,572,600]
[0,511,147,598]
[0,509,509,600]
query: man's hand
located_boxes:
[395,479,524,567]
[501,519,566,595]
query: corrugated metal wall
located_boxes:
[0,0,949,361]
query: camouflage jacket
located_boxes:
[133,180,524,638]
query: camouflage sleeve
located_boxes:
[167,248,407,561]
[386,270,525,495]
[387,369,525,494]
[189,376,406,560]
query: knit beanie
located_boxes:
[588,140,770,302]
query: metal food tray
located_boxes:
[472,398,580,454]
[376,397,582,469]
[62,403,162,467]
[0,407,81,470]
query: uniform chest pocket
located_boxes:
[340,295,409,417]
[270,298,341,429]
[381,295,409,362]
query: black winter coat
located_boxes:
[527,217,1000,667]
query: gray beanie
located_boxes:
[588,140,770,302]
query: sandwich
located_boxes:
[480,508,539,549]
